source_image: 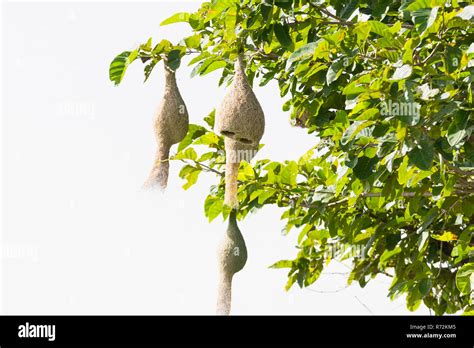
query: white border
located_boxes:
[0,0,4,315]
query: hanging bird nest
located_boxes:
[144,61,189,189]
[216,210,248,315]
[215,54,265,145]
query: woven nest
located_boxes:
[215,54,265,145]
[216,210,247,315]
[144,63,189,189]
[224,137,258,209]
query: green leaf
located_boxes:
[140,37,153,52]
[368,20,393,39]
[224,5,237,42]
[191,58,226,77]
[275,0,293,10]
[379,247,401,266]
[179,164,201,190]
[160,12,190,26]
[341,120,374,145]
[269,260,293,269]
[206,0,236,21]
[432,231,458,242]
[109,50,138,86]
[258,189,276,204]
[391,64,412,80]
[198,152,215,162]
[201,60,227,75]
[204,110,216,129]
[204,196,223,222]
[285,274,298,291]
[179,164,195,179]
[182,168,201,190]
[403,39,415,64]
[418,278,432,297]
[174,148,198,161]
[194,132,220,146]
[404,0,431,12]
[167,50,182,71]
[406,290,422,311]
[274,23,293,48]
[152,39,173,55]
[249,190,263,202]
[337,0,358,19]
[326,59,345,85]
[358,108,379,120]
[144,58,159,82]
[280,161,298,185]
[184,34,201,49]
[456,263,474,295]
[354,22,371,45]
[238,162,255,180]
[447,110,469,147]
[306,261,323,286]
[411,7,439,34]
[445,45,463,73]
[353,156,378,180]
[288,42,318,65]
[408,137,434,171]
[189,52,211,66]
[258,188,276,204]
[178,124,207,152]
[188,13,201,29]
[343,83,368,96]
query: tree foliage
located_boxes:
[110,0,474,315]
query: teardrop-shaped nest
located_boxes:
[217,210,248,276]
[216,210,248,315]
[144,63,189,189]
[216,54,265,145]
[154,64,189,145]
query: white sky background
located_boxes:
[1,0,430,315]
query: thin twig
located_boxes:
[308,2,413,29]
[309,2,352,26]
[354,296,374,314]
[192,160,224,176]
[177,159,224,176]
[421,42,442,65]
[306,285,349,293]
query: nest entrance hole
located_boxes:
[221,130,253,144]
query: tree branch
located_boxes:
[178,159,224,176]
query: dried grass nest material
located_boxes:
[216,210,248,315]
[224,137,258,209]
[215,54,265,145]
[144,63,189,189]
[218,138,256,315]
